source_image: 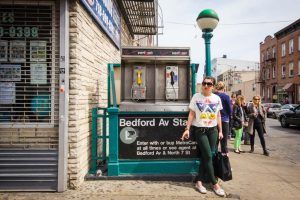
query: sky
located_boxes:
[157,0,300,80]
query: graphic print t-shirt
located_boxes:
[189,93,223,127]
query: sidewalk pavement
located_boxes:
[1,142,300,200]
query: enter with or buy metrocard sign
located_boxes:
[118,113,199,160]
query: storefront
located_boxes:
[0,0,157,191]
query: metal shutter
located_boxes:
[0,1,59,191]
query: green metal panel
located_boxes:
[197,9,219,21]
[108,64,111,108]
[119,111,188,115]
[89,107,98,174]
[107,107,120,176]
[107,63,120,108]
[102,109,107,161]
[191,63,196,95]
[203,32,213,76]
[118,160,199,175]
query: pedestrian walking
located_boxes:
[232,95,247,153]
[214,81,232,155]
[229,93,237,140]
[248,95,269,156]
[181,76,225,197]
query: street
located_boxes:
[265,118,300,164]
[1,119,300,200]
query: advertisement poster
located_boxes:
[10,41,26,62]
[0,82,16,104]
[0,41,8,62]
[30,63,47,84]
[0,65,21,81]
[30,41,47,62]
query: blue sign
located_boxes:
[80,0,121,49]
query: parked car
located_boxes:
[265,103,282,118]
[278,105,300,128]
[274,104,298,119]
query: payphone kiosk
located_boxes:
[96,47,199,177]
[119,47,193,112]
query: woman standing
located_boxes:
[232,95,247,153]
[214,81,232,155]
[248,95,269,156]
[181,76,225,197]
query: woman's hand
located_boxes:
[218,131,223,140]
[181,130,190,141]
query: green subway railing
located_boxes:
[89,107,108,175]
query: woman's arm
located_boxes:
[181,110,195,140]
[217,110,223,139]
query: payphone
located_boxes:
[131,66,146,100]
[165,66,178,100]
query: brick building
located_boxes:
[260,19,300,104]
[0,0,159,191]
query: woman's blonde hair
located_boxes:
[235,95,245,106]
[215,81,225,91]
[252,95,261,106]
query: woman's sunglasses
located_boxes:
[254,98,260,100]
[202,82,214,87]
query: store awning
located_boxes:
[117,0,157,36]
[282,83,294,92]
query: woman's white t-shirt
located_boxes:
[189,93,223,127]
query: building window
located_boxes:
[272,47,276,58]
[289,62,294,77]
[282,64,286,78]
[272,65,275,78]
[289,39,294,54]
[298,60,300,75]
[298,35,300,51]
[267,87,270,99]
[266,68,270,79]
[298,85,300,103]
[267,48,270,59]
[281,43,286,57]
[261,53,264,62]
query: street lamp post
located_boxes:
[196,9,219,76]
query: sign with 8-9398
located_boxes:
[0,12,38,38]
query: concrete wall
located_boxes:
[68,0,134,188]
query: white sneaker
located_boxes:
[213,187,225,197]
[195,185,207,194]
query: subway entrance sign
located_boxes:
[105,111,200,176]
[118,113,199,160]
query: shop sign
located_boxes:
[80,0,121,49]
[118,113,199,160]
